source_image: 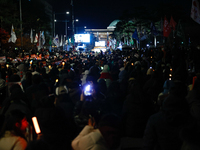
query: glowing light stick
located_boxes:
[32,117,41,134]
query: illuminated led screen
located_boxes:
[95,41,105,46]
[75,34,90,43]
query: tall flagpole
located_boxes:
[71,0,75,51]
[19,0,23,50]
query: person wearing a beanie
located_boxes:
[98,65,113,88]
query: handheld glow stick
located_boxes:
[32,117,41,134]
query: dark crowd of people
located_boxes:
[0,46,200,150]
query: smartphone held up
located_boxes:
[84,84,93,96]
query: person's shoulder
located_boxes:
[0,135,27,150]
[15,136,27,150]
[148,111,163,123]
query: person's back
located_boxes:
[143,93,192,150]
[34,96,75,150]
[25,74,42,112]
[0,110,28,150]
[1,84,32,121]
[122,79,153,138]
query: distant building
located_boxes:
[84,20,120,52]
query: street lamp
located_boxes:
[84,26,87,28]
[75,19,79,33]
[54,12,70,38]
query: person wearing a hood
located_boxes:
[98,65,112,88]
[157,79,175,108]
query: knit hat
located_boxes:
[55,86,68,96]
[163,79,175,94]
[102,65,110,73]
[146,68,153,75]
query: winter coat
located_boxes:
[35,106,76,150]
[143,94,191,150]
[71,125,108,150]
[122,80,153,138]
[0,131,27,150]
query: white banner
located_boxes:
[191,0,200,24]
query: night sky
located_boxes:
[47,0,191,35]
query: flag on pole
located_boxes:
[170,16,177,30]
[140,28,147,41]
[41,31,45,45]
[49,38,52,45]
[8,25,17,43]
[191,0,200,24]
[163,16,171,37]
[34,33,38,43]
[38,31,42,49]
[68,37,70,45]
[53,34,59,47]
[30,28,33,43]
[130,38,134,45]
[60,35,63,47]
[132,29,139,41]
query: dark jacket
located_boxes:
[122,79,154,138]
[35,97,76,150]
[143,94,192,150]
